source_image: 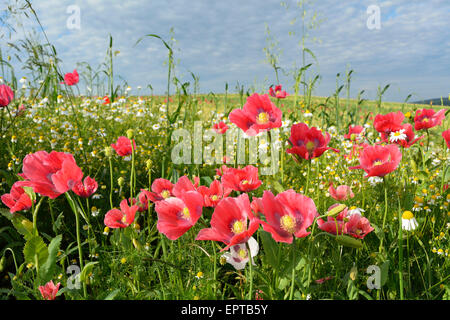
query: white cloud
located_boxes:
[1,0,449,101]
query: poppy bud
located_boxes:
[126,129,134,139]
[327,204,347,217]
[117,177,125,187]
[104,146,114,157]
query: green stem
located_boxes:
[246,241,254,300]
[108,157,114,210]
[289,238,297,300]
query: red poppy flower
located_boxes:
[344,125,364,141]
[414,108,446,131]
[1,182,33,213]
[443,129,450,148]
[111,136,136,157]
[155,191,204,240]
[197,180,231,207]
[229,93,282,136]
[38,280,61,300]
[221,165,262,192]
[268,85,288,99]
[72,176,98,198]
[62,69,79,86]
[0,84,14,107]
[373,111,404,134]
[15,151,83,199]
[196,193,260,251]
[258,190,317,243]
[102,95,111,105]
[349,144,402,177]
[213,121,229,134]
[286,123,339,160]
[104,199,139,228]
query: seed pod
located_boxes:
[335,235,363,249]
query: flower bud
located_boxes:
[117,177,125,187]
[104,146,114,157]
[126,129,134,139]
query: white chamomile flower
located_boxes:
[389,129,407,142]
[402,211,418,231]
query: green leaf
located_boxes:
[259,231,279,270]
[104,289,120,300]
[23,235,48,267]
[380,260,390,286]
[38,235,62,284]
[79,261,98,283]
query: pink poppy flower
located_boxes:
[15,151,83,199]
[38,280,61,300]
[155,191,204,240]
[328,183,354,201]
[349,144,402,177]
[62,69,79,86]
[213,121,229,134]
[344,125,364,141]
[197,180,231,207]
[0,84,14,107]
[111,136,136,157]
[443,129,450,148]
[1,182,33,213]
[414,108,446,131]
[221,165,262,192]
[229,93,282,136]
[344,214,374,239]
[104,199,139,228]
[287,123,339,160]
[268,85,288,99]
[257,190,317,243]
[373,111,404,135]
[196,193,260,251]
[72,176,98,198]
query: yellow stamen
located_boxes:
[181,207,190,220]
[373,160,383,166]
[257,112,269,124]
[161,190,170,199]
[232,220,245,234]
[280,215,296,234]
[306,141,316,152]
[238,248,247,259]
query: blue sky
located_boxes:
[2,0,450,102]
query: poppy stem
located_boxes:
[289,238,296,300]
[108,157,114,210]
[246,241,253,300]
[379,177,388,255]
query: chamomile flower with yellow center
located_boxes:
[402,211,418,231]
[389,129,407,142]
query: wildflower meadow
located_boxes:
[0,1,449,303]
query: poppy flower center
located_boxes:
[238,248,248,260]
[373,160,383,166]
[242,180,249,185]
[280,215,296,234]
[161,190,170,199]
[232,220,245,234]
[181,207,190,220]
[210,195,218,201]
[422,117,429,122]
[306,141,316,152]
[121,215,128,224]
[257,112,270,124]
